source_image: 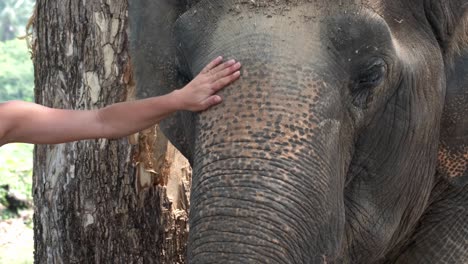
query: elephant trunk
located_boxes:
[187,58,350,263]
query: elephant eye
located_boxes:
[357,59,386,87]
[351,58,387,107]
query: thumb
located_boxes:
[200,95,222,110]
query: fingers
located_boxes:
[200,95,223,110]
[201,56,223,73]
[212,61,241,81]
[211,71,241,92]
[209,59,236,74]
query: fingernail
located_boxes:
[227,59,235,64]
[214,96,222,103]
[235,71,241,76]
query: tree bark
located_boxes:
[32,1,190,263]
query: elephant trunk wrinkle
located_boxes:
[189,156,346,263]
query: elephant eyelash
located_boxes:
[352,89,373,108]
[356,63,386,87]
[351,58,387,107]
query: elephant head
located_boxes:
[129,0,468,263]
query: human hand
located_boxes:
[174,56,241,112]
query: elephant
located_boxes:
[129,0,468,263]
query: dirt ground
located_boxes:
[0,206,34,264]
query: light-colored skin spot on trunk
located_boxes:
[94,11,120,79]
[166,144,191,212]
[82,187,97,228]
[110,18,120,40]
[84,214,94,227]
[94,11,121,45]
[40,208,49,240]
[58,71,66,88]
[44,143,97,231]
[103,44,115,79]
[134,127,159,191]
[84,71,101,105]
[94,12,107,35]
[137,163,154,189]
[82,195,97,228]
[45,144,68,200]
[98,138,107,150]
[66,33,74,57]
[133,126,190,202]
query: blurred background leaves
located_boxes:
[0,0,35,41]
[0,1,35,263]
[0,0,35,103]
[0,39,34,102]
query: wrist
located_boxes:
[167,89,186,111]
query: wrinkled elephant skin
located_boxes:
[129,0,468,263]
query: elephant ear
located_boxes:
[128,0,197,161]
[423,0,468,59]
[437,49,468,187]
[424,1,468,186]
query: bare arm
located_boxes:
[0,57,241,145]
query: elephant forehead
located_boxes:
[176,2,397,75]
[176,9,323,72]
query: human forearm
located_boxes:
[0,101,101,145]
[96,91,182,138]
[0,94,180,145]
[0,57,240,145]
[96,58,241,138]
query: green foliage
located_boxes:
[0,207,17,220]
[0,0,35,41]
[0,143,33,207]
[0,3,34,263]
[0,38,34,102]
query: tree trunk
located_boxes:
[32,1,190,263]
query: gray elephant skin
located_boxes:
[129,1,468,263]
